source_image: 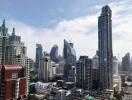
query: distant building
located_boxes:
[92,51,99,89]
[38,56,53,82]
[76,56,92,90]
[121,52,130,71]
[63,39,76,65]
[113,56,118,76]
[68,66,76,82]
[98,5,113,89]
[35,44,43,73]
[63,39,76,81]
[50,44,59,62]
[0,64,27,100]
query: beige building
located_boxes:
[38,56,53,82]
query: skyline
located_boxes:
[1,0,132,60]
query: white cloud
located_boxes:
[4,0,132,60]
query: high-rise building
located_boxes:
[38,56,53,82]
[76,56,92,90]
[0,19,9,64]
[35,44,43,73]
[121,52,130,71]
[68,66,76,82]
[0,20,31,95]
[50,44,59,62]
[92,51,99,89]
[63,39,76,65]
[6,27,27,64]
[98,5,113,89]
[63,39,76,81]
[0,64,27,100]
[113,56,118,76]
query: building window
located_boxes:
[12,73,18,79]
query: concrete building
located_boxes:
[38,56,53,82]
[98,5,113,89]
[113,56,118,76]
[0,19,10,64]
[56,89,67,100]
[0,20,31,95]
[0,64,27,100]
[92,51,99,89]
[76,56,92,90]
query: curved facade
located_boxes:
[98,5,113,89]
[63,39,76,65]
[50,44,58,62]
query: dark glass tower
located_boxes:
[63,39,76,80]
[50,44,58,62]
[63,39,76,65]
[98,5,113,89]
[121,52,130,71]
[35,44,43,73]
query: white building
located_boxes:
[35,82,50,94]
[113,56,118,76]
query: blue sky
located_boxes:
[1,0,132,60]
[1,0,112,27]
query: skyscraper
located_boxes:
[63,39,76,80]
[92,51,99,89]
[121,52,130,71]
[76,56,92,90]
[0,19,9,64]
[35,44,43,73]
[98,5,113,89]
[63,39,76,65]
[50,44,58,62]
[38,56,53,82]
[113,56,118,76]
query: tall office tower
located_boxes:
[63,39,76,65]
[0,19,9,64]
[92,51,99,89]
[113,56,118,75]
[0,64,27,100]
[121,52,130,71]
[38,56,53,82]
[76,56,92,90]
[98,5,113,89]
[35,44,43,73]
[6,27,25,64]
[50,44,59,62]
[63,39,76,80]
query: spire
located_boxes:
[12,27,15,35]
[2,19,5,27]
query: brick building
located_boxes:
[0,64,27,100]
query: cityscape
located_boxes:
[0,0,132,100]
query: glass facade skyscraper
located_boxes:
[50,44,58,62]
[98,5,113,89]
[63,39,76,65]
[35,44,43,73]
